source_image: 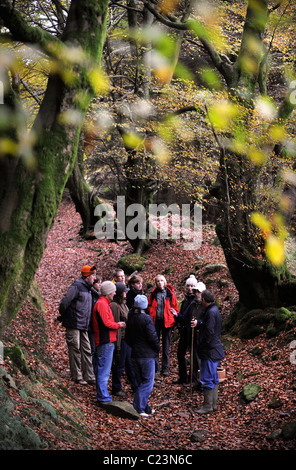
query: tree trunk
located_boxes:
[207,0,296,310]
[66,141,102,237]
[214,147,296,309]
[0,0,109,336]
[122,154,156,253]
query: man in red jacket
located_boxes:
[92,281,125,404]
[148,274,179,376]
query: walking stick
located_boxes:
[190,316,195,397]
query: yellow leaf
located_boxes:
[269,124,287,142]
[247,147,266,166]
[88,68,109,95]
[0,138,18,155]
[159,0,179,14]
[208,100,238,130]
[153,65,174,85]
[265,235,285,266]
[123,132,144,149]
[250,212,271,236]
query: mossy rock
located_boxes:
[4,346,31,376]
[275,307,292,324]
[224,305,296,340]
[0,383,44,450]
[97,400,140,420]
[204,263,227,274]
[240,383,261,402]
[117,254,146,274]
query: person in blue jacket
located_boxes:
[59,265,97,385]
[125,295,160,417]
[191,289,225,414]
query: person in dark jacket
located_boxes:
[126,274,144,309]
[126,295,160,417]
[172,276,205,386]
[148,274,178,376]
[191,289,225,414]
[59,265,97,385]
[111,282,138,396]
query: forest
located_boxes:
[0,0,296,455]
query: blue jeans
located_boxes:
[133,357,155,414]
[199,358,219,389]
[94,342,115,402]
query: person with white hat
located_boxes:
[92,281,126,404]
[172,276,206,389]
[191,289,225,413]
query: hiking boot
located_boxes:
[74,379,88,385]
[197,388,214,414]
[112,390,127,397]
[212,384,219,411]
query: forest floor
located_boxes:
[6,196,296,453]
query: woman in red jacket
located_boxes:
[148,274,179,376]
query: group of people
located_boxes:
[58,266,225,417]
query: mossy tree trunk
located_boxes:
[0,0,109,336]
[214,148,296,309]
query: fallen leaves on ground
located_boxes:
[4,196,296,450]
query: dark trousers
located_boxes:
[112,339,138,393]
[155,320,172,373]
[177,327,199,383]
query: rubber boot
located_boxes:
[197,388,214,414]
[212,384,218,411]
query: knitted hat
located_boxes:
[115,282,129,296]
[81,265,96,277]
[185,274,198,288]
[193,281,206,292]
[100,281,116,296]
[134,294,148,310]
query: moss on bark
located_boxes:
[0,0,110,337]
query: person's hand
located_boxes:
[191,319,197,328]
[170,307,177,316]
[118,322,126,328]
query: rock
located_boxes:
[205,263,227,274]
[267,429,282,440]
[268,397,283,409]
[97,401,140,420]
[282,421,296,440]
[177,412,190,419]
[0,366,18,390]
[117,254,146,274]
[190,430,206,442]
[240,383,261,403]
[4,346,31,376]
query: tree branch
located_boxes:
[141,0,233,85]
[0,0,60,54]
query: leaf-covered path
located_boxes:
[32,196,296,451]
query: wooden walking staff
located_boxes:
[190,316,195,396]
